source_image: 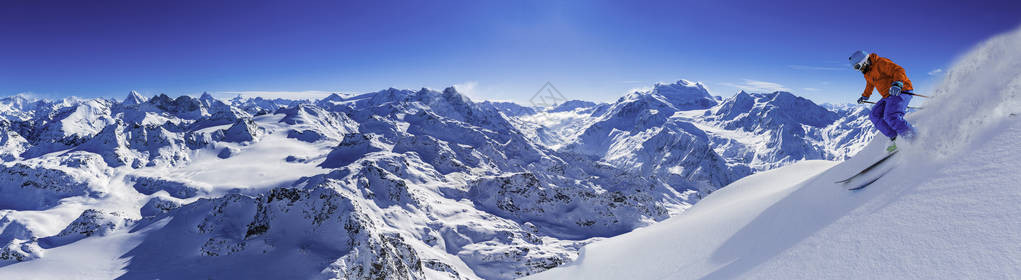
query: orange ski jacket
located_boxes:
[861,53,914,99]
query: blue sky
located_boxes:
[2,0,1019,104]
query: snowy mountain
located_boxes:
[700,90,871,170]
[508,80,874,194]
[529,26,1021,280]
[0,81,874,277]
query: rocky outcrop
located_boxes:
[319,133,387,168]
[0,163,93,210]
[0,217,41,266]
[119,185,426,279]
[127,175,200,199]
[218,118,262,143]
[39,209,133,248]
[140,197,182,217]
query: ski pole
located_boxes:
[862,101,923,110]
[902,92,931,98]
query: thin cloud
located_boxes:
[928,68,944,76]
[215,90,336,100]
[720,79,790,93]
[803,88,821,92]
[627,86,654,93]
[788,65,845,71]
[7,92,42,100]
[453,81,479,98]
[2,91,67,101]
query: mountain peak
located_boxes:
[647,79,717,110]
[321,93,344,103]
[441,86,472,104]
[676,79,700,87]
[654,79,706,92]
[442,86,458,95]
[122,91,145,106]
[198,92,216,105]
[6,93,38,103]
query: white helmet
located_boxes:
[849,50,870,73]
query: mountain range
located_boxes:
[0,80,873,279]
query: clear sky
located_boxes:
[2,0,1020,104]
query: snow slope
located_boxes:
[529,25,1021,280]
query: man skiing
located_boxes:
[849,50,916,152]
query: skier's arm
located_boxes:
[862,81,874,98]
[888,62,914,91]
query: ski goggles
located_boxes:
[853,61,868,73]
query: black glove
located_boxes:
[889,81,904,96]
[857,96,868,104]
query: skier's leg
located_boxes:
[869,98,897,138]
[883,94,915,137]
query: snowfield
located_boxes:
[530,25,1021,280]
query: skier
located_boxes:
[848,50,916,152]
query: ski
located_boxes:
[835,150,899,184]
[848,169,893,190]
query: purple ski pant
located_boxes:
[869,93,914,139]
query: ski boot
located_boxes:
[886,136,897,153]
